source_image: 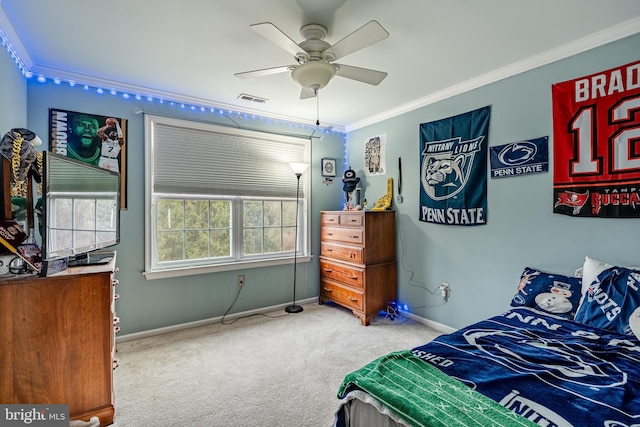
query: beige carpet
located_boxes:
[111,303,442,427]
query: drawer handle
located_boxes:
[323,268,333,273]
[348,297,358,302]
[323,287,332,292]
[350,235,359,239]
[326,248,333,252]
[327,232,334,236]
[349,219,358,223]
[347,274,358,279]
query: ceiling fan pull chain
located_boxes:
[316,89,320,127]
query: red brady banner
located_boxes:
[552,59,640,217]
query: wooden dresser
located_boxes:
[0,256,119,426]
[319,210,397,325]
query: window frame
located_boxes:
[144,115,311,279]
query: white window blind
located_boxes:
[149,116,309,198]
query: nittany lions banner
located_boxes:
[419,106,490,225]
[552,59,640,217]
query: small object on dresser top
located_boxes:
[40,257,69,276]
[371,177,393,211]
[68,251,115,267]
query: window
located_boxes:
[144,115,310,279]
[47,195,119,258]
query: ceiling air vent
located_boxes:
[238,93,268,103]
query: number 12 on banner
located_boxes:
[552,59,640,217]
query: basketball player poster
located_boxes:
[49,109,128,209]
[419,106,490,226]
[552,59,640,218]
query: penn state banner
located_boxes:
[552,59,640,217]
[490,136,548,179]
[419,106,490,225]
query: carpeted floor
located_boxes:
[111,303,442,427]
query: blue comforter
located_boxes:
[411,307,640,427]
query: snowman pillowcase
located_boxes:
[511,267,582,319]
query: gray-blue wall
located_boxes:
[3,32,639,333]
[22,82,344,335]
[346,33,640,329]
[0,45,27,131]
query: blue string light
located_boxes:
[0,30,344,135]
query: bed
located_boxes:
[334,258,640,427]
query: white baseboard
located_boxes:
[399,310,457,334]
[116,297,318,343]
[117,298,455,343]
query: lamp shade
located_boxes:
[291,61,337,90]
[289,162,309,176]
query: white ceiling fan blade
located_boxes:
[335,64,387,85]
[234,65,292,79]
[300,87,316,99]
[250,22,306,59]
[323,20,389,60]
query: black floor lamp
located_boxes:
[285,162,309,314]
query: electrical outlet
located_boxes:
[237,274,245,287]
[396,195,403,203]
[440,283,450,301]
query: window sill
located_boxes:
[143,255,313,280]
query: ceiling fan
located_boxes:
[235,20,389,99]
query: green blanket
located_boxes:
[338,350,538,427]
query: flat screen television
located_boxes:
[42,151,120,261]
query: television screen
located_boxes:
[42,152,120,260]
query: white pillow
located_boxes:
[631,307,640,341]
[580,256,640,294]
[581,256,613,295]
[576,256,640,316]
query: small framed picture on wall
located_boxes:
[321,158,336,177]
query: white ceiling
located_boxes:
[2,0,640,131]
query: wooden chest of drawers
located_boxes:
[0,257,119,426]
[319,210,397,325]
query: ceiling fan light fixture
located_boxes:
[291,61,337,91]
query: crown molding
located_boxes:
[2,3,638,135]
[28,63,344,132]
[0,5,344,134]
[0,3,32,69]
[346,16,640,132]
